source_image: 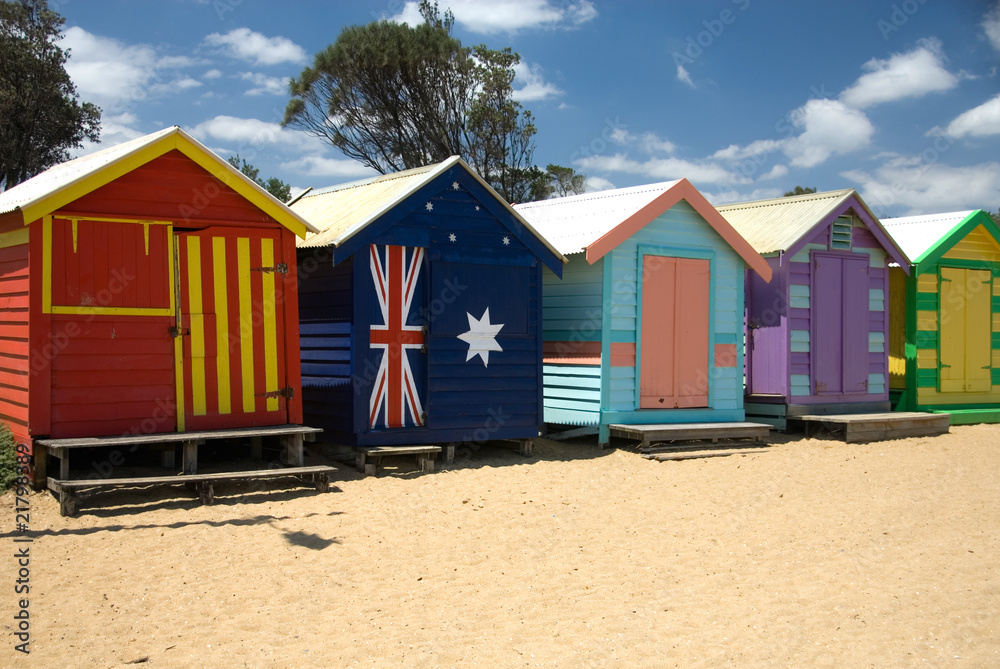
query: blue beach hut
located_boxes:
[514,179,771,446]
[291,156,565,449]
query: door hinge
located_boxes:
[250,263,289,274]
[257,386,294,399]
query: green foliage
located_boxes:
[783,185,817,197]
[227,154,292,203]
[0,0,101,190]
[987,209,999,225]
[282,0,539,203]
[0,421,18,490]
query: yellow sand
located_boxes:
[4,424,999,667]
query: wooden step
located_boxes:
[609,422,771,449]
[355,445,441,475]
[792,412,950,443]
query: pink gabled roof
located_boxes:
[514,178,772,281]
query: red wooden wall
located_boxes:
[0,242,30,444]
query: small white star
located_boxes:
[448,233,456,242]
[475,205,480,211]
[425,201,433,211]
[457,308,504,367]
[452,181,460,190]
[502,236,510,246]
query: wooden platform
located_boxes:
[34,425,324,486]
[932,408,1000,425]
[355,445,441,476]
[608,422,772,450]
[791,412,950,443]
[48,465,336,516]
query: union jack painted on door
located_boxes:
[368,244,426,429]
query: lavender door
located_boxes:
[812,254,869,395]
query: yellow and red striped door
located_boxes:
[175,229,288,431]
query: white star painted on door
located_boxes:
[452,181,460,190]
[448,233,456,242]
[502,236,510,246]
[425,201,434,211]
[475,205,480,211]
[457,307,504,367]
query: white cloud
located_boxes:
[203,69,223,80]
[59,27,158,110]
[609,129,676,155]
[156,55,203,69]
[512,62,561,101]
[188,115,323,155]
[711,139,783,162]
[240,72,289,96]
[72,113,148,157]
[280,156,375,180]
[843,158,1000,215]
[940,93,1000,138]
[202,28,307,66]
[783,99,875,168]
[676,64,694,88]
[984,2,1000,52]
[389,0,597,33]
[149,77,202,96]
[575,153,747,185]
[758,164,789,181]
[584,176,616,192]
[839,39,960,109]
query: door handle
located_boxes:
[169,326,190,338]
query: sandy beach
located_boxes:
[3,424,999,667]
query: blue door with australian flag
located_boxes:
[292,155,565,447]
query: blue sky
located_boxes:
[54,0,1000,216]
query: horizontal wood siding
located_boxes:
[68,151,283,227]
[543,364,601,425]
[542,254,603,341]
[0,244,30,439]
[609,200,745,417]
[48,315,177,438]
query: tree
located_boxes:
[227,154,292,203]
[0,0,100,190]
[783,186,817,197]
[282,1,540,203]
[526,164,587,201]
[987,209,999,226]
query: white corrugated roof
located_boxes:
[716,189,856,254]
[0,127,178,216]
[512,181,681,255]
[881,211,973,262]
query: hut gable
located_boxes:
[883,210,1000,415]
[292,157,565,447]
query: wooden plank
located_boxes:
[645,448,770,461]
[609,422,771,443]
[35,424,323,448]
[48,465,336,490]
[355,445,442,456]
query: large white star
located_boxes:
[457,307,504,367]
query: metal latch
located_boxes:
[250,263,289,274]
[257,387,294,399]
[169,326,190,338]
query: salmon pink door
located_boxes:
[639,255,710,409]
[175,229,289,431]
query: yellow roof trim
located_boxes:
[18,128,318,239]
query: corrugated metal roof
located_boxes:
[293,156,565,265]
[716,189,856,254]
[512,181,681,255]
[881,211,973,263]
[0,125,319,236]
[293,161,446,248]
[0,126,178,216]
